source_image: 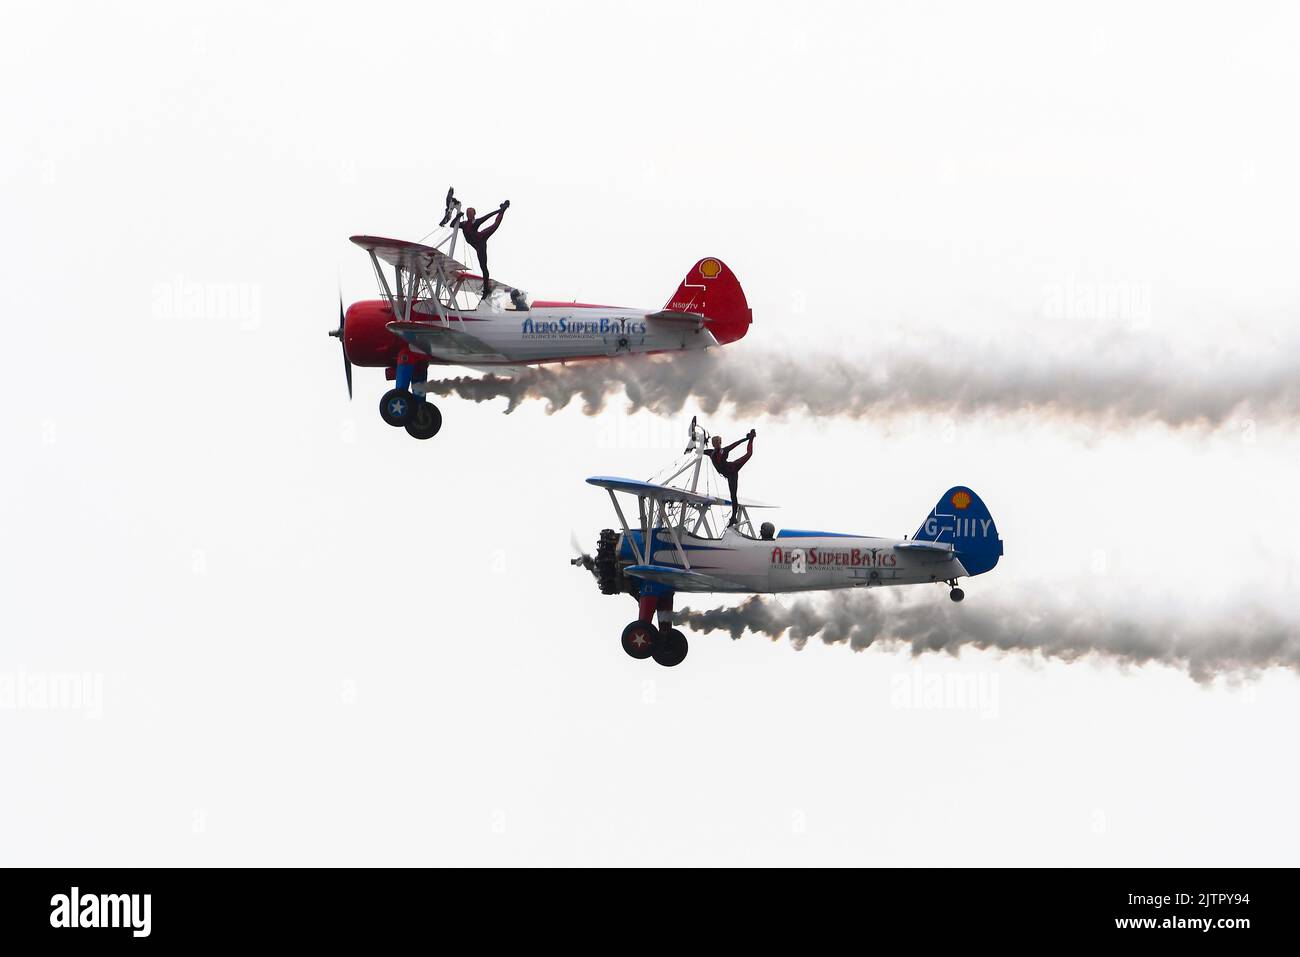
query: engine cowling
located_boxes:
[594,529,637,597]
[343,299,403,367]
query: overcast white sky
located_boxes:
[2,1,1298,865]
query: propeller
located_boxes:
[328,290,353,399]
[569,532,596,575]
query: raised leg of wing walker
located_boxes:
[707,430,757,526]
[460,200,509,296]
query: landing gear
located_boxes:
[405,401,443,440]
[621,621,657,659]
[652,628,689,667]
[949,586,965,602]
[379,388,415,427]
[622,589,685,665]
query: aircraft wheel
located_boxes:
[652,629,689,668]
[620,621,657,660]
[379,388,414,427]
[949,587,965,603]
[405,401,443,440]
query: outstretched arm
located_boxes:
[721,437,747,454]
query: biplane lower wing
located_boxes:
[625,564,742,593]
[386,321,508,363]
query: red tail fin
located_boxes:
[664,258,752,345]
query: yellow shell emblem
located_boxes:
[951,491,972,510]
[699,258,722,279]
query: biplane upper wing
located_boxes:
[585,477,728,508]
[386,321,508,363]
[351,235,469,281]
[624,564,745,593]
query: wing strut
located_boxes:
[639,496,651,565]
[608,489,643,564]
[664,512,692,571]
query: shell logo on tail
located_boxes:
[699,259,722,279]
[951,491,972,510]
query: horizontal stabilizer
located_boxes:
[894,540,955,555]
[645,309,706,324]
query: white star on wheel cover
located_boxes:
[632,633,649,648]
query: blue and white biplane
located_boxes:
[573,418,1004,666]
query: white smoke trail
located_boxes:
[674,591,1300,683]
[424,340,1300,427]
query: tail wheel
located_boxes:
[652,629,689,667]
[620,621,657,660]
[405,401,443,440]
[949,587,965,602]
[379,388,414,427]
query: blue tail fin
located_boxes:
[912,487,1003,577]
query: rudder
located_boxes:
[912,487,1004,577]
[664,257,752,344]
